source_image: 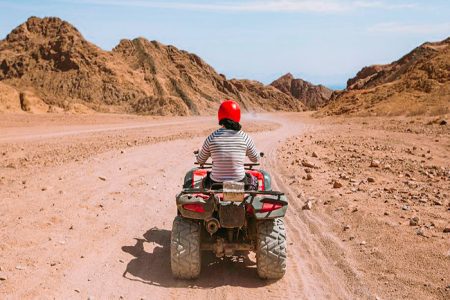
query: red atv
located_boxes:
[170,152,288,279]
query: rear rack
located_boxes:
[194,162,260,170]
[179,188,287,204]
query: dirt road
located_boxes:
[1,113,448,299]
[0,113,350,299]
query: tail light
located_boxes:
[183,203,205,213]
[260,202,283,213]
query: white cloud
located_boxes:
[368,22,450,34]
[353,1,416,9]
[70,0,417,13]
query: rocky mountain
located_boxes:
[0,17,305,115]
[270,73,333,109]
[320,37,450,116]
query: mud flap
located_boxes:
[219,203,245,228]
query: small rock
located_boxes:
[384,212,390,216]
[304,168,312,173]
[443,227,450,233]
[433,199,443,206]
[416,228,427,237]
[302,160,315,168]
[370,160,380,168]
[340,173,349,180]
[360,241,366,246]
[401,205,410,211]
[409,216,419,226]
[15,265,26,270]
[306,174,313,180]
[367,177,375,183]
[439,119,447,125]
[120,150,125,154]
[311,152,318,158]
[343,224,351,231]
[302,200,313,210]
[0,273,7,281]
[333,181,343,188]
[41,187,47,191]
[98,176,106,181]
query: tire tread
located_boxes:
[256,218,287,279]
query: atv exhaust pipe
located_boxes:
[206,218,220,235]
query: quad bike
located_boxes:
[170,151,288,280]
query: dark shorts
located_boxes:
[202,172,258,191]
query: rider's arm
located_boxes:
[244,133,259,163]
[197,134,212,164]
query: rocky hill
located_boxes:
[320,38,450,116]
[0,17,305,115]
[270,73,332,109]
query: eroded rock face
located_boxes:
[270,73,333,109]
[320,37,450,116]
[346,65,387,90]
[0,17,305,115]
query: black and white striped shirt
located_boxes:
[197,128,259,182]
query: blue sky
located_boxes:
[0,0,449,88]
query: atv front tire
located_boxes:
[256,218,287,279]
[170,216,201,279]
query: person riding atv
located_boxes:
[196,99,260,190]
[171,99,288,280]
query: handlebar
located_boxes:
[194,150,264,157]
[193,150,264,169]
[194,162,260,166]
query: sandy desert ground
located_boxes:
[0,112,449,299]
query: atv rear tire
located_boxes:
[170,216,201,279]
[256,218,287,279]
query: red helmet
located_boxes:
[218,100,241,123]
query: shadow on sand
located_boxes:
[121,227,270,288]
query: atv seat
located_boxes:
[202,172,258,191]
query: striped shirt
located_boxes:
[197,128,259,182]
